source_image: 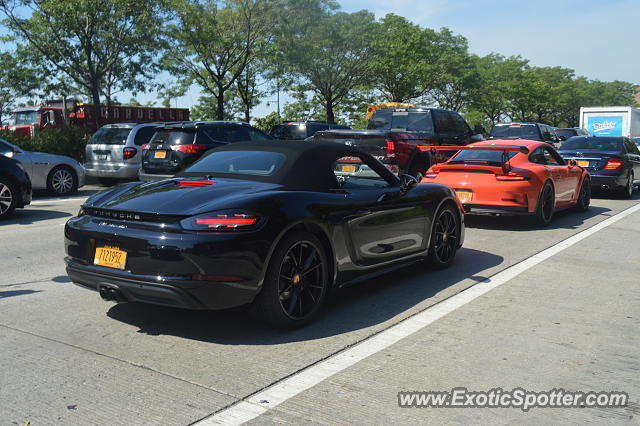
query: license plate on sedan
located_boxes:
[94,246,127,270]
[340,165,357,173]
[576,160,590,167]
[455,190,473,202]
[154,151,167,159]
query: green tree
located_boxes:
[0,0,166,127]
[0,50,39,125]
[279,10,377,122]
[164,0,274,121]
[252,111,279,132]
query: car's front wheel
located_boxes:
[47,165,77,196]
[428,203,460,269]
[0,178,17,220]
[255,231,330,329]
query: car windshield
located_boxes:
[490,124,539,139]
[559,137,623,151]
[150,129,196,145]
[554,129,577,140]
[449,147,518,164]
[88,127,131,145]
[185,150,286,176]
[13,111,40,125]
[367,110,434,133]
[273,124,307,140]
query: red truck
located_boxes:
[310,104,485,179]
[5,103,190,137]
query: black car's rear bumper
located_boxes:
[590,174,627,190]
[64,216,273,310]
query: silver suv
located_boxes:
[84,123,161,182]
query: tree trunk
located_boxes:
[216,87,225,121]
[244,107,250,124]
[325,100,335,123]
[90,83,103,130]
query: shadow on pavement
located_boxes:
[1,209,72,225]
[464,205,612,231]
[107,247,503,345]
[52,276,71,283]
[0,289,41,299]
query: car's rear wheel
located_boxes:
[0,178,17,220]
[255,232,329,329]
[532,182,555,226]
[574,177,591,212]
[428,204,460,269]
[620,171,634,199]
[47,165,77,196]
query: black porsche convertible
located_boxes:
[65,141,464,328]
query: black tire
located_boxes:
[47,165,77,196]
[574,177,591,212]
[0,178,17,220]
[428,203,460,269]
[253,231,330,329]
[620,171,634,199]
[531,181,555,226]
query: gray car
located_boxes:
[0,138,85,195]
[84,122,161,183]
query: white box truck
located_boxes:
[579,106,640,137]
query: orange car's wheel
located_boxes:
[574,177,591,212]
[531,182,555,226]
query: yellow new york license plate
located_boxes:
[94,246,127,270]
[455,190,473,202]
[341,165,357,173]
[576,160,590,167]
[154,151,167,159]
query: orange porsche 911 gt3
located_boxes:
[421,140,591,225]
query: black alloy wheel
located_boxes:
[0,178,17,219]
[255,231,329,328]
[533,182,555,226]
[428,204,459,269]
[574,178,591,212]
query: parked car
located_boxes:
[558,136,640,198]
[554,127,590,141]
[139,121,273,181]
[84,122,163,184]
[310,106,484,180]
[422,139,591,226]
[490,122,560,145]
[65,141,463,328]
[270,121,351,140]
[0,138,85,195]
[0,154,32,219]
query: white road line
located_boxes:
[30,197,89,205]
[196,202,640,426]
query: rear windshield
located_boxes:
[151,129,195,145]
[88,127,131,145]
[490,124,539,139]
[185,150,286,176]
[554,129,577,140]
[449,147,518,164]
[559,137,623,151]
[271,124,307,140]
[367,110,434,132]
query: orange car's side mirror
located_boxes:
[567,159,577,167]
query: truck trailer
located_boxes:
[579,106,640,138]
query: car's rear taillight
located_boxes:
[172,144,208,154]
[123,147,137,160]
[495,174,528,181]
[180,211,260,231]
[603,158,624,170]
[423,172,438,179]
[385,139,396,159]
[176,180,216,187]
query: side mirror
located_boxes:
[558,135,567,141]
[568,159,577,166]
[400,174,418,190]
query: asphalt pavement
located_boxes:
[0,184,638,425]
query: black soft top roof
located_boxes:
[178,140,400,190]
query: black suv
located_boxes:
[490,122,560,145]
[553,127,590,141]
[270,121,351,140]
[139,121,273,181]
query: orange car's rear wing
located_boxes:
[416,145,530,154]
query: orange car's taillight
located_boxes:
[423,172,439,179]
[495,174,528,181]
